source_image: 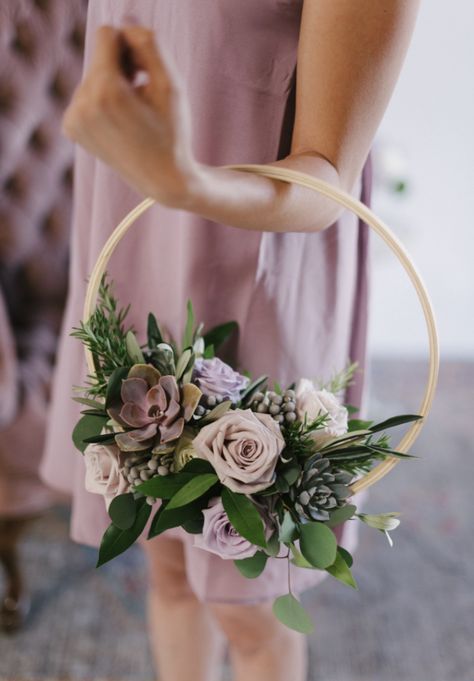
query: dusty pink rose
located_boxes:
[193,498,258,560]
[84,442,129,509]
[295,379,348,447]
[193,408,285,493]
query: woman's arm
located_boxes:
[63,1,419,233]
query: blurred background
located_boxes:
[0,1,472,680]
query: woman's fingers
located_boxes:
[120,26,183,103]
[90,26,122,73]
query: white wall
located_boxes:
[368,0,474,359]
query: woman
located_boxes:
[41,1,419,680]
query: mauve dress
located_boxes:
[41,0,371,603]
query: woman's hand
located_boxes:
[62,25,198,206]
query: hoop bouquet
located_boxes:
[71,165,439,634]
[72,279,421,632]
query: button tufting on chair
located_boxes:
[0,0,87,518]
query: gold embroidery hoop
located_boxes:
[83,164,440,495]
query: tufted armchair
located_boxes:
[0,0,87,629]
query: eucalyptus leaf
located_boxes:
[108,493,137,530]
[289,543,313,569]
[325,504,357,528]
[166,474,219,510]
[279,511,297,543]
[272,594,314,634]
[326,549,358,589]
[72,414,107,453]
[300,522,337,570]
[97,498,151,567]
[222,488,267,548]
[264,531,281,557]
[234,551,268,578]
[338,546,354,567]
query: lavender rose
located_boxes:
[193,408,285,493]
[84,442,129,509]
[193,357,249,402]
[193,498,258,560]
[295,379,348,447]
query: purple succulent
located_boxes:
[192,357,249,403]
[114,375,184,451]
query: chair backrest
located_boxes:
[0,0,87,423]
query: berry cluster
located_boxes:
[250,389,297,425]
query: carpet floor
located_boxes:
[0,358,472,681]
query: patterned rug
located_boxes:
[0,359,473,681]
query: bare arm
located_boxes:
[64,2,419,233]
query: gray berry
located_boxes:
[273,414,284,424]
[253,392,265,402]
[269,404,281,415]
[283,401,296,412]
[140,469,150,481]
[285,412,297,423]
[207,395,217,407]
[257,402,268,413]
[157,465,169,476]
[271,394,283,405]
[146,496,156,506]
[148,458,159,471]
[129,467,139,480]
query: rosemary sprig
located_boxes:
[319,360,359,396]
[71,276,134,397]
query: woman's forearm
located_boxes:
[167,151,346,234]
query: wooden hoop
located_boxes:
[83,164,440,495]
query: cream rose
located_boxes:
[295,379,348,448]
[193,408,285,493]
[84,442,129,509]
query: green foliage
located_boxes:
[234,551,268,578]
[319,360,359,395]
[203,320,238,351]
[182,300,195,351]
[148,500,204,538]
[166,474,219,510]
[97,498,151,567]
[325,504,357,528]
[108,493,137,530]
[325,548,358,589]
[299,522,337,569]
[147,312,164,348]
[221,488,267,548]
[272,594,314,634]
[71,276,134,398]
[72,414,108,453]
[239,375,268,407]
